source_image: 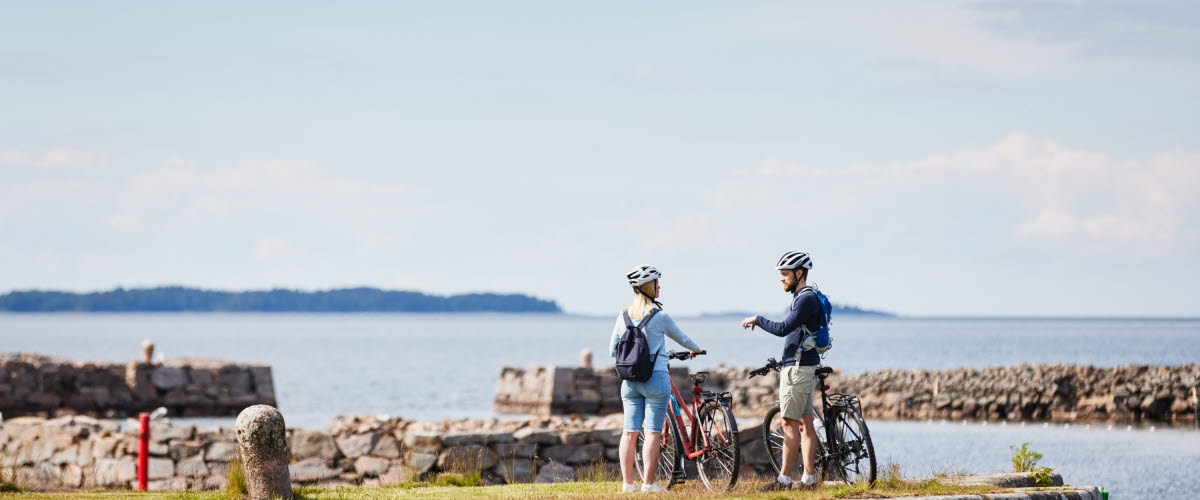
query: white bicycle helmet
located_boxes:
[626,265,662,287]
[776,251,813,270]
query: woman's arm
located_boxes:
[609,313,625,357]
[659,313,702,352]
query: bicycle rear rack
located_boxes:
[827,393,862,412]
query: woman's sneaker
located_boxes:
[641,482,668,492]
[621,483,639,493]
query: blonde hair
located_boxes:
[626,281,659,322]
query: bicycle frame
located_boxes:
[663,377,728,460]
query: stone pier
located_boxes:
[0,353,276,418]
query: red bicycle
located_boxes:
[634,350,741,491]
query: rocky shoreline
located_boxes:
[496,363,1200,424]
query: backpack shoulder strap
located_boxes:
[636,307,660,329]
[622,309,635,328]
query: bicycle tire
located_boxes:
[696,402,740,491]
[763,403,827,478]
[823,407,877,485]
[634,415,684,488]
[762,403,785,475]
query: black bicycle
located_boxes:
[748,359,876,485]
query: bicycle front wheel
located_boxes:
[696,402,740,491]
[762,404,785,475]
[824,408,876,485]
[763,404,826,477]
[634,416,683,488]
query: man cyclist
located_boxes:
[741,251,823,491]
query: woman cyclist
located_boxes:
[609,265,704,493]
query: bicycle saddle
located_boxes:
[815,366,834,377]
[689,372,710,385]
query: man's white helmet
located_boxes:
[776,251,813,270]
[626,265,662,287]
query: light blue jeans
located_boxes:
[620,370,671,433]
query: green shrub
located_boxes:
[1010,442,1043,472]
[1010,442,1054,487]
[1030,466,1056,487]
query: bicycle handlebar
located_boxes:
[747,357,782,378]
[747,360,837,379]
[666,349,706,361]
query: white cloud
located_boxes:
[718,1,1086,78]
[122,159,407,209]
[0,150,30,165]
[0,149,96,168]
[710,133,1199,256]
[38,149,95,168]
[101,211,142,230]
[253,236,293,262]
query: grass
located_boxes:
[226,456,247,498]
[0,454,21,493]
[0,477,1005,500]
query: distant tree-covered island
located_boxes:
[0,286,562,313]
[697,303,895,318]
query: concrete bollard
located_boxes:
[235,405,293,500]
[141,340,154,364]
[580,348,593,369]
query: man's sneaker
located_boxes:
[641,482,668,492]
[620,483,639,493]
[792,479,818,490]
[756,479,792,492]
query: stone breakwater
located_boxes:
[0,353,276,418]
[496,363,1200,423]
[0,413,781,491]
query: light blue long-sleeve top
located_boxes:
[609,308,701,372]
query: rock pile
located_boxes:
[496,363,1200,424]
[494,366,690,415]
[0,354,276,418]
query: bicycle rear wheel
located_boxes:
[635,416,683,488]
[696,402,740,491]
[823,408,876,485]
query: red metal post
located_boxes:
[137,412,149,491]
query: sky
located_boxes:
[1,1,1198,317]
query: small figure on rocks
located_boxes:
[235,405,293,500]
[141,340,155,364]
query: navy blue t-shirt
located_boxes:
[755,289,824,366]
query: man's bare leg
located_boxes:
[799,413,818,479]
[779,417,802,479]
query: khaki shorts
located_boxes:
[779,365,818,421]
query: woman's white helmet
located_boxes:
[776,251,813,270]
[626,265,662,287]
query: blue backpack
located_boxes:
[613,308,661,382]
[798,285,833,355]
